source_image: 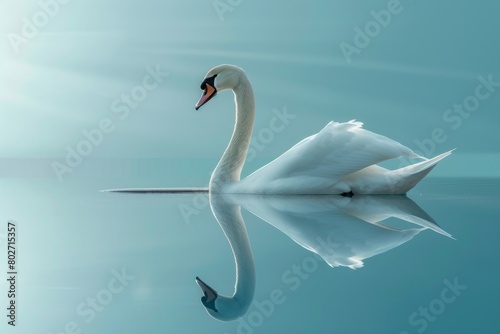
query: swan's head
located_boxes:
[195,276,252,321]
[195,64,244,110]
[195,276,220,316]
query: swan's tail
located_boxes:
[344,149,454,194]
[384,149,454,194]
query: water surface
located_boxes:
[0,177,498,333]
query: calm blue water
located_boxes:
[0,177,499,333]
[1,0,500,333]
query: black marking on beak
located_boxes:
[195,74,218,110]
[200,74,217,90]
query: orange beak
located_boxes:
[195,83,217,110]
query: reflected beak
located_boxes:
[195,276,218,303]
[195,83,217,110]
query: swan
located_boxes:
[195,64,453,195]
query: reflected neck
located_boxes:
[210,75,255,192]
[208,195,256,320]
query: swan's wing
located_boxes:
[336,195,453,238]
[231,194,427,269]
[238,121,423,194]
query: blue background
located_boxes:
[0,1,499,334]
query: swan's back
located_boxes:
[230,120,445,194]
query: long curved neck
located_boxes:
[204,194,256,320]
[213,196,255,290]
[210,75,255,192]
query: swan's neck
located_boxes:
[214,200,255,300]
[205,195,256,320]
[210,76,255,192]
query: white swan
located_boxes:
[195,64,453,195]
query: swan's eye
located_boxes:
[200,74,217,90]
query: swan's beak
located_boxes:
[196,276,218,302]
[196,276,220,313]
[195,83,217,110]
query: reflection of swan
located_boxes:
[196,194,256,321]
[195,64,452,195]
[197,194,451,321]
[229,194,452,269]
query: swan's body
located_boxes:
[225,194,451,269]
[195,64,452,194]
